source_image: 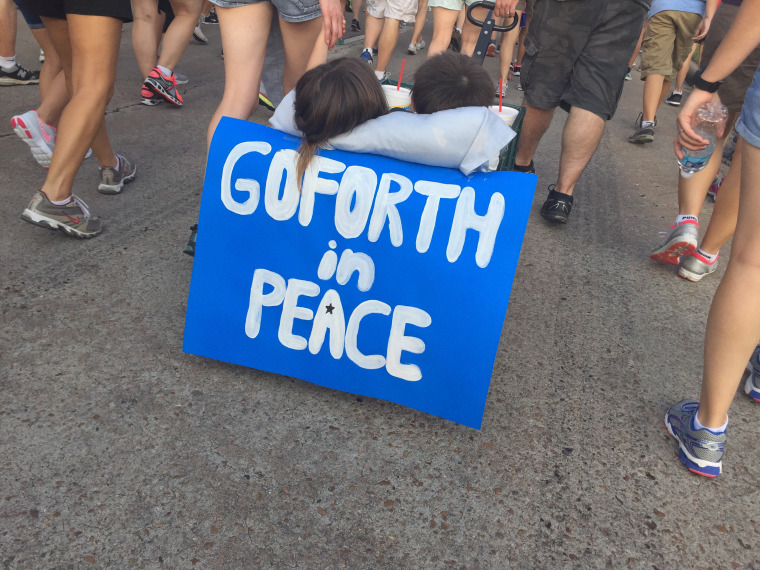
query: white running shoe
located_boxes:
[10,110,56,168]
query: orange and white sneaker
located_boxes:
[143,67,183,106]
[10,110,56,168]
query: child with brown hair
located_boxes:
[272,50,515,177]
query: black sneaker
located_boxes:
[351,18,361,31]
[513,160,535,174]
[665,92,682,106]
[184,224,198,256]
[540,185,573,224]
[345,0,353,12]
[0,63,40,85]
[203,9,218,24]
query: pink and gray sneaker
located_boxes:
[650,219,698,265]
[678,250,718,282]
[10,110,56,168]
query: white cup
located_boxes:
[489,106,519,127]
[382,85,412,111]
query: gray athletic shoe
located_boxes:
[192,23,208,43]
[678,251,718,281]
[98,154,136,194]
[628,112,655,144]
[665,400,725,477]
[745,344,760,403]
[21,191,103,238]
[650,221,698,265]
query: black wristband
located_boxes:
[690,68,724,93]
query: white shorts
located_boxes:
[366,0,418,23]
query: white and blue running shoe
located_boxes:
[745,344,760,402]
[665,400,725,477]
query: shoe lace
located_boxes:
[71,195,91,218]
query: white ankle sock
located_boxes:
[50,196,72,206]
[696,247,717,262]
[693,411,727,434]
[0,55,17,70]
[157,64,172,77]
[676,214,698,225]
[641,120,655,129]
[374,70,385,80]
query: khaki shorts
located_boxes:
[701,3,760,113]
[366,0,418,21]
[640,10,701,82]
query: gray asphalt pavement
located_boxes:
[1,14,758,569]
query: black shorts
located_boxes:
[520,0,646,120]
[25,0,133,22]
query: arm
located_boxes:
[493,0,519,19]
[318,0,345,49]
[675,0,760,156]
[692,0,718,41]
[306,30,329,71]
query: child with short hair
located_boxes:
[272,50,515,176]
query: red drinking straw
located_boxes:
[498,78,503,112]
[397,59,406,91]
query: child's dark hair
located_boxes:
[412,52,493,114]
[294,58,388,187]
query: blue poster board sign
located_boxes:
[184,118,536,429]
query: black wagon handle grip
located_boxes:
[466,2,519,32]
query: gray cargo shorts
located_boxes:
[519,0,647,120]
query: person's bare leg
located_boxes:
[676,112,738,217]
[460,6,487,56]
[207,3,273,148]
[159,0,203,71]
[376,17,400,74]
[554,106,605,196]
[410,0,428,47]
[515,14,530,67]
[671,42,696,94]
[699,138,743,255]
[363,12,383,53]
[498,11,521,85]
[131,0,161,78]
[279,15,322,94]
[514,101,554,168]
[697,138,760,428]
[29,28,60,98]
[0,0,17,59]
[627,19,645,69]
[642,73,667,123]
[36,68,69,127]
[40,15,122,201]
[428,7,458,57]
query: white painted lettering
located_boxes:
[413,181,461,254]
[222,141,272,215]
[299,156,346,226]
[386,305,432,382]
[245,268,286,338]
[278,278,320,350]
[368,173,413,246]
[345,300,391,370]
[447,187,505,268]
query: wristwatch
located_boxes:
[690,68,724,93]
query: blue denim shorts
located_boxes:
[737,65,760,149]
[211,0,321,23]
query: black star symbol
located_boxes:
[325,304,334,314]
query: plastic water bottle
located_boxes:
[678,102,728,178]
